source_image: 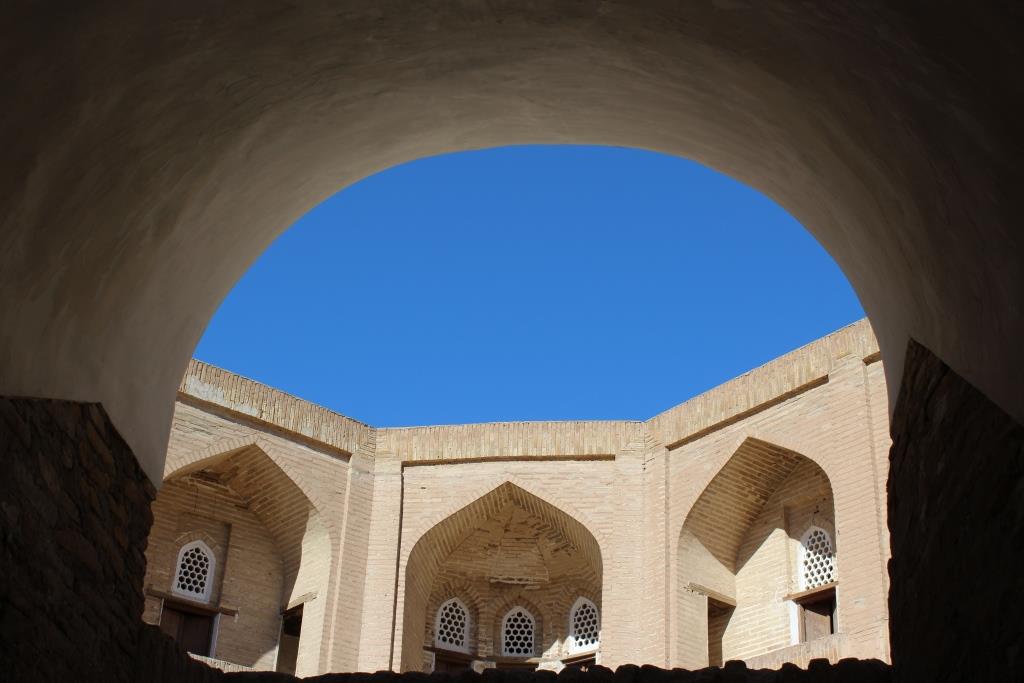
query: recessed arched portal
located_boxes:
[147,443,332,676]
[677,438,838,669]
[399,482,602,672]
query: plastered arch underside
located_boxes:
[1,2,1022,483]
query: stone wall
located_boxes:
[888,341,1024,682]
[0,398,155,682]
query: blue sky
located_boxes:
[195,145,863,426]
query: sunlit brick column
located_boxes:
[326,442,376,672]
[358,454,404,671]
[820,356,890,660]
[598,440,647,667]
[641,435,671,667]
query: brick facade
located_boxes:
[140,319,890,675]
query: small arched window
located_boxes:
[567,597,600,653]
[799,526,836,589]
[501,606,536,657]
[172,540,215,603]
[435,598,471,653]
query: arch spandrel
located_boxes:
[677,437,832,572]
[402,477,609,568]
[164,435,331,518]
[669,431,841,552]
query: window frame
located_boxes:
[566,597,601,655]
[434,597,472,654]
[500,605,537,658]
[171,539,216,603]
[798,525,836,591]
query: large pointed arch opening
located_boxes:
[145,443,332,675]
[676,438,837,669]
[399,482,603,672]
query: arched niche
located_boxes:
[148,443,331,675]
[399,482,603,671]
[676,438,836,668]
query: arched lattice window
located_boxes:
[434,598,471,653]
[799,526,836,589]
[567,597,600,653]
[501,606,536,657]
[172,540,215,602]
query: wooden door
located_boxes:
[160,603,214,656]
[801,597,835,642]
[434,650,472,672]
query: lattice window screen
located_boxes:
[435,598,470,652]
[800,526,836,589]
[568,597,600,652]
[173,540,214,602]
[501,607,536,656]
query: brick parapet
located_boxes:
[179,360,372,457]
[179,322,879,468]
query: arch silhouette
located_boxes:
[499,605,539,657]
[433,597,472,654]
[2,6,1022,679]
[2,4,1020,486]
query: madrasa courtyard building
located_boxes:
[142,319,891,676]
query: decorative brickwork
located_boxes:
[569,598,601,653]
[436,598,471,653]
[502,607,537,656]
[173,541,215,602]
[799,528,835,590]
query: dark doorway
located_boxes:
[707,597,734,667]
[794,585,837,642]
[276,604,304,674]
[562,652,597,671]
[159,602,215,656]
[434,649,473,672]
